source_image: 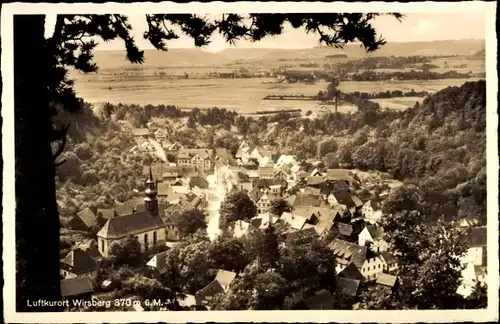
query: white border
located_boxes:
[2,1,498,323]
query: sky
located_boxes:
[45,13,485,53]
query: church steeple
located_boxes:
[144,165,158,215]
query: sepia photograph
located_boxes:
[2,1,498,323]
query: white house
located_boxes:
[457,226,487,297]
[233,220,251,238]
[361,200,383,223]
[256,193,276,214]
[358,225,388,252]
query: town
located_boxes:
[59,115,487,311]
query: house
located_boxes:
[337,263,365,282]
[301,289,334,310]
[380,251,398,273]
[274,155,297,169]
[154,128,168,142]
[60,248,99,279]
[335,277,361,297]
[306,176,325,187]
[68,208,98,231]
[131,127,150,139]
[361,200,383,223]
[326,168,356,184]
[376,273,400,290]
[96,168,167,257]
[258,166,275,179]
[292,193,323,209]
[250,213,279,230]
[163,200,200,240]
[273,169,288,182]
[256,193,277,214]
[463,226,487,266]
[329,239,385,281]
[328,191,363,212]
[280,212,307,231]
[60,277,94,300]
[358,225,387,252]
[215,270,237,292]
[145,250,169,280]
[337,223,355,241]
[165,142,183,152]
[194,279,225,307]
[177,149,214,171]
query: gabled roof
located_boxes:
[253,178,279,188]
[248,187,265,203]
[115,204,135,216]
[96,208,116,219]
[146,250,169,272]
[376,273,398,287]
[330,191,357,208]
[97,212,165,239]
[337,223,354,237]
[303,289,334,310]
[363,225,383,240]
[335,277,360,297]
[468,226,487,247]
[292,194,323,208]
[195,279,225,305]
[351,196,364,208]
[131,128,149,137]
[380,251,396,265]
[329,239,368,268]
[60,277,94,298]
[215,270,237,288]
[338,263,365,281]
[280,212,307,230]
[74,240,102,260]
[306,176,325,186]
[326,169,355,182]
[233,220,251,238]
[154,128,168,136]
[190,176,209,189]
[177,148,213,160]
[61,248,98,275]
[364,199,381,211]
[258,166,274,175]
[76,208,98,228]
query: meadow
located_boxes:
[73,76,477,114]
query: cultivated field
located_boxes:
[74,76,477,114]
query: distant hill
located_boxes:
[92,39,485,69]
[220,39,485,61]
[93,48,230,70]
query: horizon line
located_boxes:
[93,37,485,53]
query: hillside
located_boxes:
[93,48,230,70]
[220,39,485,61]
[91,39,485,69]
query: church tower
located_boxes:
[144,165,158,216]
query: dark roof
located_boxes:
[76,208,98,228]
[115,204,135,216]
[177,148,213,160]
[337,223,354,237]
[147,250,169,273]
[335,277,360,297]
[326,169,355,182]
[329,239,368,268]
[253,178,279,188]
[61,248,99,275]
[97,212,165,239]
[468,226,487,247]
[190,176,209,189]
[376,273,398,287]
[365,225,383,239]
[306,176,325,186]
[248,188,265,203]
[292,194,322,208]
[330,191,356,208]
[195,280,225,305]
[96,208,116,219]
[60,277,94,298]
[381,251,396,265]
[75,240,101,260]
[337,263,365,281]
[302,289,334,310]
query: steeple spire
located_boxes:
[144,164,158,215]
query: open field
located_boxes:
[74,76,479,114]
[371,97,425,110]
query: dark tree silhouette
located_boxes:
[14,13,403,311]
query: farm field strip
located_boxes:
[74,77,478,113]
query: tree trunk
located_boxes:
[15,15,63,311]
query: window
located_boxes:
[378,264,381,269]
[153,231,157,245]
[99,239,102,252]
[144,233,149,251]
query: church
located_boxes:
[97,167,167,257]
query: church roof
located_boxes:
[97,211,165,239]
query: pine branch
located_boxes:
[52,124,71,165]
